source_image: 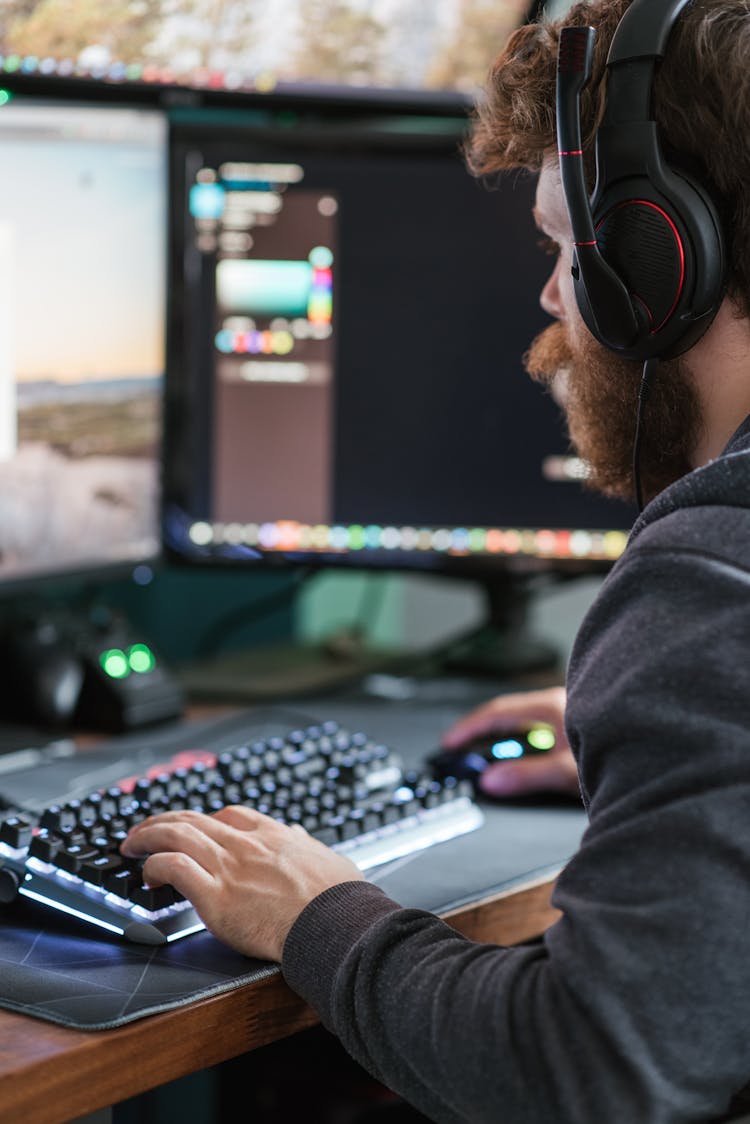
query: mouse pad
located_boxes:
[0,694,587,1030]
[0,896,275,1029]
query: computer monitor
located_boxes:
[0,1,533,105]
[0,97,167,596]
[0,95,189,735]
[162,99,635,675]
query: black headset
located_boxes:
[556,0,727,362]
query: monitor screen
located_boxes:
[163,103,635,584]
[0,98,168,591]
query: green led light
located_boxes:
[527,725,556,752]
[128,643,156,674]
[469,528,486,552]
[3,55,20,72]
[348,525,365,549]
[0,89,12,107]
[100,648,130,679]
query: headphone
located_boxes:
[556,0,727,362]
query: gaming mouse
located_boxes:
[427,725,557,791]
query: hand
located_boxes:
[440,686,579,798]
[121,806,364,961]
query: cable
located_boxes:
[632,356,659,514]
[194,566,317,659]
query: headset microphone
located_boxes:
[556,26,642,351]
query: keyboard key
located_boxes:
[131,883,178,910]
[28,831,62,862]
[0,816,33,849]
[80,854,128,887]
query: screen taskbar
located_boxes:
[184,518,629,563]
[0,51,280,94]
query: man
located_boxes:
[122,1,750,1120]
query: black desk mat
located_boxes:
[0,687,587,1030]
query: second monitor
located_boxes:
[163,96,634,676]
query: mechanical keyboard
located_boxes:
[0,719,483,945]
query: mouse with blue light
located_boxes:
[427,724,559,800]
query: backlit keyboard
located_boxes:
[0,720,483,944]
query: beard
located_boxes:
[523,321,703,505]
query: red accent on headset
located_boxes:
[558,149,583,156]
[595,199,686,333]
[573,240,597,247]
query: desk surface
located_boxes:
[0,685,576,1124]
[0,873,561,1124]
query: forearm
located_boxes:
[282,882,581,1124]
[282,851,750,1124]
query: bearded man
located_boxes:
[121,3,750,1120]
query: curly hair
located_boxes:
[465,0,750,316]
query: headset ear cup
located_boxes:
[594,188,687,336]
[586,169,726,360]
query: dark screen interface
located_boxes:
[191,159,337,530]
[166,117,633,571]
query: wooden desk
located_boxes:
[0,873,560,1124]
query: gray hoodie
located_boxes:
[282,417,750,1124]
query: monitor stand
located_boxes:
[177,573,562,702]
[433,574,561,680]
